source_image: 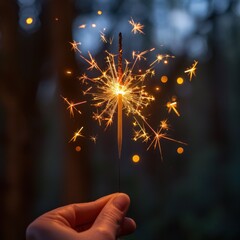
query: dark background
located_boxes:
[1,0,240,239]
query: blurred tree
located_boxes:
[0,1,36,239]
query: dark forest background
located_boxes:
[1,0,240,239]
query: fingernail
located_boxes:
[113,194,129,212]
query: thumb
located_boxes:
[91,193,131,239]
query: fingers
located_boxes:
[26,194,119,240]
[26,193,136,240]
[40,193,118,229]
[91,193,136,239]
[119,217,136,236]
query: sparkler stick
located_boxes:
[117,33,123,159]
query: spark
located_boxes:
[146,120,187,161]
[160,119,169,130]
[133,117,186,160]
[69,127,84,142]
[100,32,108,43]
[166,99,180,117]
[79,24,86,29]
[100,32,114,45]
[66,70,72,75]
[90,135,97,143]
[129,18,144,34]
[150,54,175,67]
[185,60,198,80]
[133,48,155,61]
[69,40,81,53]
[61,96,86,117]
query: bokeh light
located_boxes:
[18,0,41,33]
[177,77,184,85]
[25,17,33,25]
[161,75,168,83]
[75,146,81,152]
[177,147,184,154]
[132,154,140,163]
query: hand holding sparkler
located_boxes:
[26,193,136,240]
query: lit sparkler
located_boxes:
[63,18,197,161]
[77,33,155,158]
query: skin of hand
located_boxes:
[26,193,136,240]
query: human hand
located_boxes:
[26,193,136,240]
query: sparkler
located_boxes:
[63,18,198,163]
